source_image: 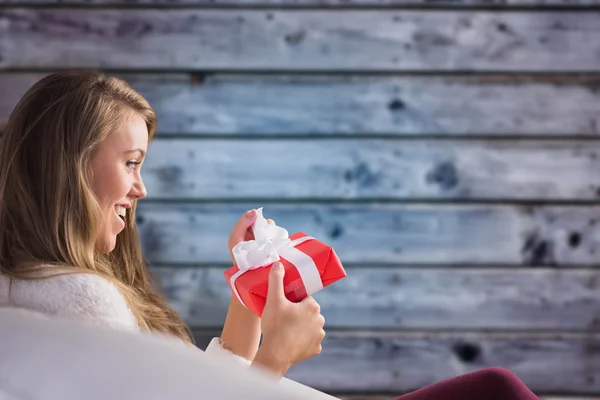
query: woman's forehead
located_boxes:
[105,114,149,151]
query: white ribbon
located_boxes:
[230,208,324,307]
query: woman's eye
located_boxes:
[126,161,141,170]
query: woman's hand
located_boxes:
[227,209,275,262]
[252,262,326,378]
[219,209,275,362]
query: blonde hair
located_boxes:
[0,69,193,343]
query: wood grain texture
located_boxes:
[0,74,42,130]
[139,139,600,200]
[2,10,600,71]
[5,73,600,136]
[4,0,600,6]
[152,266,600,330]
[136,203,600,266]
[192,330,600,394]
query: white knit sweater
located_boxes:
[0,271,247,364]
[0,271,339,398]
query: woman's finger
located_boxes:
[267,219,275,225]
[228,210,258,250]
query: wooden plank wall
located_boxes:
[2,1,600,399]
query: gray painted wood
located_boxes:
[152,266,600,330]
[4,0,600,5]
[5,73,600,136]
[136,203,600,266]
[139,139,600,200]
[2,10,600,71]
[192,330,600,393]
[0,74,41,130]
[3,2,600,396]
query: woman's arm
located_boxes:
[219,295,262,361]
[251,341,290,378]
[218,209,264,362]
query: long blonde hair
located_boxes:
[0,69,193,343]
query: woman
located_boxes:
[0,69,539,400]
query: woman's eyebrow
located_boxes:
[124,149,146,157]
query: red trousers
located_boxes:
[392,368,540,400]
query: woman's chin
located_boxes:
[95,235,117,254]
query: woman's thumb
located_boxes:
[266,262,286,305]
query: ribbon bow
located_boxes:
[230,208,322,307]
[232,208,292,272]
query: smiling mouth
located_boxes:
[115,206,127,221]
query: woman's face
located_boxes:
[89,113,149,253]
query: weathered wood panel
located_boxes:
[192,330,600,394]
[0,73,40,129]
[139,139,600,200]
[5,73,600,136]
[136,203,600,266]
[4,0,600,6]
[2,10,600,71]
[152,266,600,331]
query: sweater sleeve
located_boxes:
[8,273,140,333]
[204,337,252,366]
[203,338,338,398]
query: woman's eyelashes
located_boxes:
[126,160,142,171]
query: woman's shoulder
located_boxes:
[0,270,140,332]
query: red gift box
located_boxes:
[224,232,346,317]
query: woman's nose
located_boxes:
[130,177,147,200]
